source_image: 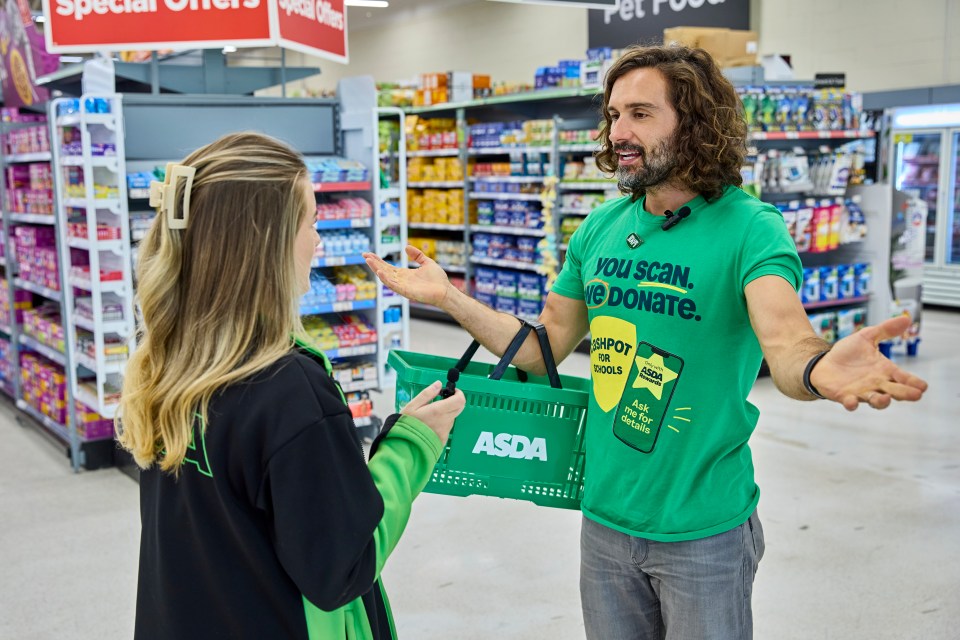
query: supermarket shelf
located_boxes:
[19,334,67,366]
[128,187,149,200]
[408,181,463,188]
[56,113,116,127]
[75,386,118,418]
[4,151,52,163]
[68,237,124,252]
[407,149,459,158]
[382,295,405,307]
[468,192,543,202]
[473,225,548,237]
[411,261,466,274]
[559,143,599,153]
[325,344,378,359]
[69,278,127,294]
[409,222,465,231]
[405,86,601,115]
[558,208,593,216]
[74,314,128,334]
[300,299,377,315]
[14,278,62,302]
[311,255,367,268]
[380,242,402,255]
[62,197,121,211]
[469,176,544,183]
[60,155,119,169]
[469,256,544,272]
[312,181,372,193]
[802,295,870,311]
[75,351,124,373]
[381,215,403,228]
[315,218,372,230]
[340,379,379,393]
[748,130,874,141]
[8,213,56,225]
[558,181,618,191]
[379,187,401,200]
[16,399,69,443]
[468,146,552,156]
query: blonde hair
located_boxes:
[117,132,311,472]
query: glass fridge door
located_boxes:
[893,131,942,263]
[949,131,960,265]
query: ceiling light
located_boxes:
[345,1,389,7]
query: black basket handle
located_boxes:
[454,318,562,389]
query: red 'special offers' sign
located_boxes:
[40,0,347,63]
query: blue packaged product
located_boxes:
[819,265,839,301]
[495,296,518,315]
[518,298,542,319]
[801,267,820,304]
[509,209,527,227]
[496,270,518,296]
[517,236,538,254]
[475,292,495,308]
[854,262,871,297]
[518,273,543,299]
[837,264,855,299]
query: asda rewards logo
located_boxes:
[584,257,701,322]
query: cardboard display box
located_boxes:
[663,27,759,68]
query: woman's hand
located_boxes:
[400,381,466,445]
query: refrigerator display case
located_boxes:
[888,105,960,307]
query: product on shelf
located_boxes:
[301,266,377,308]
[406,117,458,151]
[559,129,600,146]
[331,361,378,388]
[19,353,67,425]
[561,155,610,182]
[0,337,14,392]
[738,86,863,133]
[408,157,463,182]
[468,120,553,149]
[74,294,125,323]
[4,163,54,214]
[14,225,60,291]
[560,216,584,243]
[472,233,541,264]
[74,400,115,440]
[534,60,583,90]
[778,197,867,254]
[76,329,128,362]
[474,267,546,320]
[0,278,33,324]
[67,220,123,241]
[307,158,370,184]
[55,97,112,116]
[2,124,49,156]
[313,230,371,258]
[408,189,464,225]
[22,304,65,353]
[408,237,466,267]
[68,250,124,284]
[800,262,870,304]
[62,166,119,199]
[302,314,378,353]
[560,191,611,211]
[315,196,373,221]
[413,73,492,107]
[475,200,543,229]
[60,125,116,157]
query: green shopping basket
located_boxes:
[388,319,590,509]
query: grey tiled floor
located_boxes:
[1,309,957,639]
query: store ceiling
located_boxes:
[348,0,476,31]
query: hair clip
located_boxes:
[149,162,196,230]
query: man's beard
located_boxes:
[614,136,678,193]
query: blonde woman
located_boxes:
[118,132,465,640]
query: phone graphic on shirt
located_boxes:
[612,341,684,453]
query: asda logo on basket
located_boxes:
[472,432,548,461]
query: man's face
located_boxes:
[606,67,680,192]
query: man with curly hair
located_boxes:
[365,44,926,639]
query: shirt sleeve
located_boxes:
[739,206,803,292]
[550,220,586,300]
[259,413,385,612]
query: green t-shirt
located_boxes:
[552,186,801,542]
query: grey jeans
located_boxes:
[580,511,765,640]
